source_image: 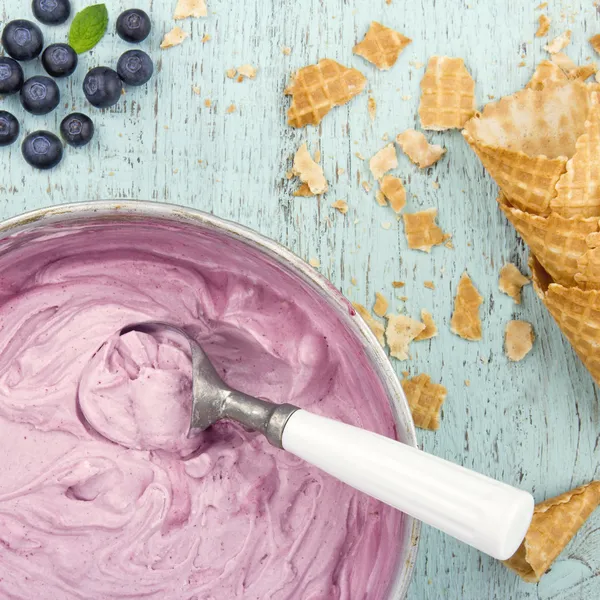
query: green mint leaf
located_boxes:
[68,4,109,54]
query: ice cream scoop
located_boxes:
[81,320,534,561]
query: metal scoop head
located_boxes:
[119,322,299,447]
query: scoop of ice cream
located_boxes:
[79,330,201,456]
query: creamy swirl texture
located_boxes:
[0,217,403,600]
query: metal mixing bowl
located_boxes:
[0,200,420,599]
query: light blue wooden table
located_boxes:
[0,1,599,598]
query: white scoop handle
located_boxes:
[281,409,533,561]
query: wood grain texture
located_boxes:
[0,0,599,598]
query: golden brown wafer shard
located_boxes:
[590,34,600,54]
[463,82,592,215]
[386,314,426,360]
[552,103,600,218]
[369,143,397,179]
[373,292,389,317]
[526,60,568,91]
[499,263,531,303]
[505,320,535,361]
[402,208,447,252]
[331,199,348,214]
[451,273,483,341]
[545,30,572,54]
[293,183,314,197]
[285,59,367,128]
[174,0,207,19]
[160,27,189,49]
[353,303,385,347]
[498,194,599,288]
[379,175,406,213]
[536,14,551,37]
[419,56,476,131]
[401,374,447,430]
[353,21,412,70]
[415,309,438,341]
[396,129,446,168]
[292,143,328,194]
[504,481,600,582]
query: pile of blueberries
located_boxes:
[0,1,154,170]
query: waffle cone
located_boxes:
[530,257,600,385]
[285,59,367,128]
[552,101,600,218]
[463,82,593,214]
[498,194,599,287]
[503,481,600,582]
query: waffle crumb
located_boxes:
[373,292,389,317]
[505,320,535,361]
[401,374,447,430]
[499,263,530,303]
[451,272,483,341]
[160,27,189,49]
[380,175,406,213]
[386,314,426,360]
[282,46,292,55]
[415,309,438,341]
[174,0,207,19]
[424,280,435,289]
[292,143,328,195]
[590,35,600,54]
[402,208,447,252]
[331,199,348,214]
[369,144,398,179]
[545,30,572,54]
[353,21,412,70]
[237,64,257,79]
[226,68,237,78]
[536,14,551,37]
[226,104,236,114]
[309,257,321,268]
[396,129,446,168]
[368,96,377,121]
[392,281,405,288]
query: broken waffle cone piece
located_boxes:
[504,481,600,582]
[463,82,592,215]
[174,0,207,19]
[552,102,600,218]
[379,175,406,213]
[526,60,568,91]
[369,143,397,179]
[498,263,530,303]
[373,292,389,317]
[402,208,447,252]
[415,309,438,341]
[353,21,412,70]
[419,56,476,131]
[292,143,328,194]
[396,129,446,168]
[285,59,367,128]
[386,314,426,360]
[498,194,599,288]
[401,373,447,430]
[535,14,551,38]
[505,320,535,361]
[160,26,189,49]
[451,272,483,341]
[353,303,385,347]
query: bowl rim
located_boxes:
[0,199,420,599]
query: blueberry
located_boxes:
[117,50,154,86]
[22,130,63,169]
[116,9,151,43]
[1,20,44,61]
[42,43,78,78]
[0,111,20,147]
[60,113,94,147]
[83,67,123,109]
[0,57,24,94]
[32,0,71,25]
[20,76,60,115]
